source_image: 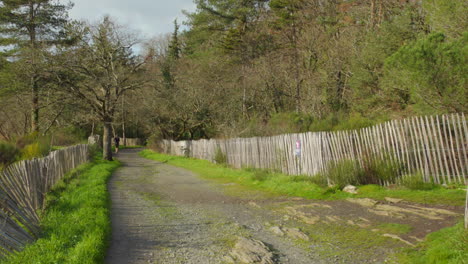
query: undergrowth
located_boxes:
[1,156,120,264]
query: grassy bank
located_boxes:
[139,150,465,206]
[398,222,467,264]
[2,158,120,264]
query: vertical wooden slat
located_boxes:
[455,113,468,180]
[424,116,441,183]
[451,114,465,183]
[435,115,451,183]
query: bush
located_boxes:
[361,153,405,184]
[308,112,383,133]
[250,169,271,181]
[214,147,227,165]
[50,126,86,146]
[400,172,437,190]
[15,132,39,149]
[147,133,163,152]
[324,159,364,189]
[302,174,328,187]
[0,141,20,166]
[20,135,51,160]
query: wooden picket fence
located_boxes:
[0,144,89,256]
[158,114,468,185]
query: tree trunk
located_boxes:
[29,2,39,133]
[31,77,39,133]
[103,121,113,161]
[122,95,126,146]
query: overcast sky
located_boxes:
[67,0,197,38]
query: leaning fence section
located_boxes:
[0,144,89,257]
[158,114,467,185]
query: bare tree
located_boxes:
[54,17,146,160]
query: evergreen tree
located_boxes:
[0,0,72,132]
[168,20,181,60]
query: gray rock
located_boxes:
[283,228,309,241]
[269,226,285,236]
[88,134,101,146]
[230,237,275,264]
[343,185,358,194]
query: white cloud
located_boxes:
[67,0,196,38]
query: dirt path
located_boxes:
[105,149,463,264]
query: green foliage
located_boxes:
[307,112,383,133]
[322,155,405,188]
[241,112,313,136]
[185,0,269,54]
[50,126,87,147]
[250,169,271,182]
[423,0,467,38]
[14,133,52,160]
[0,141,20,165]
[323,159,363,189]
[348,6,424,114]
[361,153,405,184]
[1,158,120,264]
[397,222,468,264]
[146,134,162,152]
[377,223,413,235]
[400,173,438,190]
[214,147,227,165]
[269,0,306,28]
[383,32,467,113]
[168,20,181,60]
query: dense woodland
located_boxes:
[0,0,466,161]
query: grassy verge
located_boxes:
[1,157,120,264]
[397,222,468,264]
[139,150,465,206]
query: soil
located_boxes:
[105,149,463,264]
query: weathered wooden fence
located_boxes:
[0,144,89,256]
[158,114,468,185]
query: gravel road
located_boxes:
[105,149,462,264]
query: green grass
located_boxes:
[139,150,466,206]
[1,157,120,264]
[376,223,413,235]
[397,222,468,264]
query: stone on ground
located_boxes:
[228,237,275,264]
[343,185,358,194]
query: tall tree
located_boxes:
[168,19,181,60]
[0,0,72,133]
[55,17,146,160]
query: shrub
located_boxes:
[50,126,86,146]
[324,159,364,189]
[400,172,437,190]
[305,174,328,187]
[147,133,163,152]
[15,132,39,149]
[361,153,405,184]
[250,169,271,181]
[0,141,20,166]
[20,136,51,160]
[214,147,227,165]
